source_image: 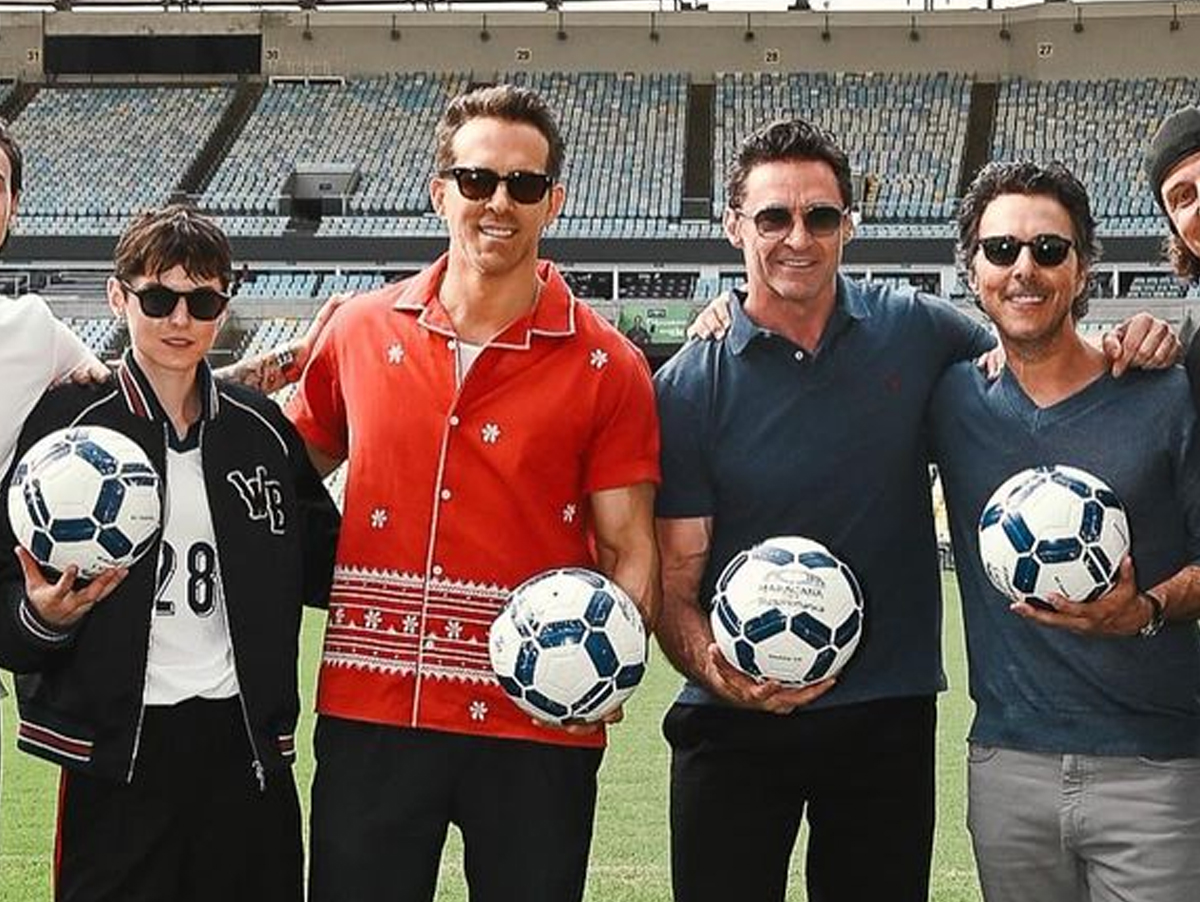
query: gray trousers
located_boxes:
[967,744,1200,902]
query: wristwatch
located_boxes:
[1137,590,1166,639]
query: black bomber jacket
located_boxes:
[0,353,340,785]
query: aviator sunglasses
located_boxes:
[977,234,1075,268]
[734,203,847,240]
[440,166,555,205]
[121,281,231,322]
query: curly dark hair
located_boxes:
[1166,233,1200,283]
[957,160,1100,320]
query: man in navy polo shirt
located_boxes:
[1145,107,1200,410]
[655,117,993,902]
[654,119,1178,902]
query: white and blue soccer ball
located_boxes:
[6,426,162,579]
[489,568,648,724]
[977,464,1130,607]
[711,536,864,687]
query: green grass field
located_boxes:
[1,576,982,901]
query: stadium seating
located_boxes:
[16,214,125,236]
[319,271,390,295]
[713,72,972,223]
[60,316,122,356]
[237,316,308,360]
[500,71,689,226]
[5,71,1195,247]
[215,216,290,238]
[991,77,1200,233]
[315,215,446,238]
[12,85,233,222]
[203,73,470,217]
[1124,273,1189,299]
[235,271,320,300]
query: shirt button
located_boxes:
[449,415,460,426]
[793,350,805,362]
[432,564,444,576]
[447,339,458,351]
[440,489,452,501]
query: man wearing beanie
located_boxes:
[1145,106,1200,284]
[1146,106,1200,409]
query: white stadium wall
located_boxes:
[10,2,1200,82]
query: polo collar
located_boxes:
[116,348,219,424]
[726,288,766,356]
[393,253,577,350]
[726,274,869,356]
[838,274,871,322]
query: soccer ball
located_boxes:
[489,568,648,724]
[6,426,162,579]
[711,536,864,687]
[977,464,1129,607]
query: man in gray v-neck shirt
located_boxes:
[931,160,1200,902]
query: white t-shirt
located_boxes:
[454,339,485,386]
[142,444,240,706]
[0,294,93,474]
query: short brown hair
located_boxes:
[434,84,565,181]
[726,118,853,212]
[114,205,233,290]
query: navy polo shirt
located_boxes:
[655,275,992,709]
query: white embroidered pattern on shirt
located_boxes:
[323,566,511,683]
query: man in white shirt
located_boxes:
[0,122,109,770]
[0,121,108,474]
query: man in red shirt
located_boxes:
[290,84,661,902]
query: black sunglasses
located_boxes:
[440,166,555,205]
[977,234,1075,268]
[734,203,847,240]
[121,281,230,322]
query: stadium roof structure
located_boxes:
[0,0,1164,11]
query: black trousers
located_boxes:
[308,716,604,902]
[55,697,303,902]
[665,695,937,902]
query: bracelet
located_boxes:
[273,345,301,384]
[1137,590,1166,639]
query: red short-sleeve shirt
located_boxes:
[288,256,660,747]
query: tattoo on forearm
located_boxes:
[215,343,299,394]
